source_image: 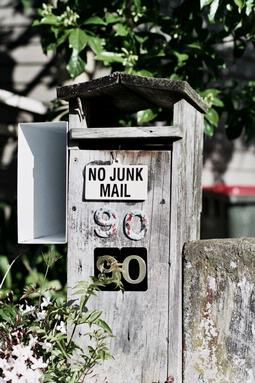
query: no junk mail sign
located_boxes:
[85,164,148,200]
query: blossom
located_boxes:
[41,296,52,310]
[36,310,47,321]
[0,342,47,383]
[41,341,53,352]
[30,356,47,370]
[12,344,34,360]
[19,303,35,315]
[56,321,66,334]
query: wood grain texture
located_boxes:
[183,238,255,383]
[67,149,172,383]
[168,100,204,382]
[70,125,182,141]
[57,72,208,113]
[67,96,204,382]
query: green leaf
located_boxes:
[86,310,102,323]
[67,51,85,78]
[200,0,214,8]
[68,29,88,53]
[245,0,254,15]
[173,51,189,67]
[37,15,60,26]
[131,69,154,77]
[212,98,224,107]
[0,306,17,324]
[208,0,220,21]
[134,0,142,9]
[135,35,148,44]
[233,0,244,10]
[21,0,31,9]
[84,16,106,25]
[114,23,130,37]
[200,88,223,108]
[204,119,214,136]
[205,108,219,127]
[0,256,12,289]
[187,43,202,50]
[87,36,105,55]
[56,30,71,48]
[201,88,220,97]
[95,319,112,334]
[137,109,157,124]
[43,246,62,268]
[96,51,124,64]
[105,14,123,24]
[46,279,62,291]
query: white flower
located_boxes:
[56,321,66,334]
[40,297,52,310]
[28,334,39,349]
[0,356,9,370]
[4,364,44,383]
[19,304,35,315]
[12,344,34,360]
[23,368,43,382]
[36,310,46,321]
[30,356,47,370]
[4,369,21,383]
[3,358,28,382]
[41,341,53,352]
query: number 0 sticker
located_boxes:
[124,210,148,241]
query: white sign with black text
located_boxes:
[85,164,148,200]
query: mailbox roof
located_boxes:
[57,72,207,113]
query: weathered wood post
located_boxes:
[57,72,207,383]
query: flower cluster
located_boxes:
[0,297,55,382]
[0,277,113,383]
[0,335,47,382]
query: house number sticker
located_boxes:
[94,208,148,240]
[94,247,147,291]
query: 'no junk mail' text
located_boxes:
[85,165,148,200]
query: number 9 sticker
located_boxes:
[94,208,118,238]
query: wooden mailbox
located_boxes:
[17,73,206,382]
[57,73,207,383]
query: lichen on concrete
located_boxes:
[183,238,255,382]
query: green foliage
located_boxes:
[30,0,255,137]
[200,89,224,136]
[0,255,118,382]
[33,0,255,139]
